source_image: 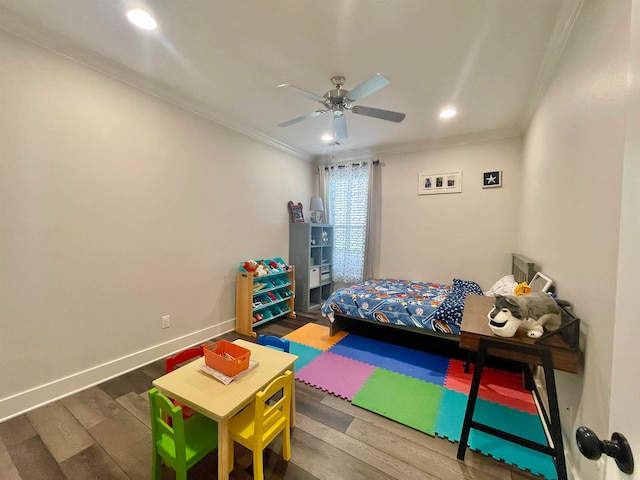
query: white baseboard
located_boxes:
[0,320,235,422]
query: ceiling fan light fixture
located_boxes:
[321,134,334,142]
[126,8,158,30]
[439,107,457,119]
[277,74,405,140]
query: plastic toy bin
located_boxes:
[204,341,250,376]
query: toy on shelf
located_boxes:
[242,260,258,272]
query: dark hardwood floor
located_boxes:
[0,311,544,480]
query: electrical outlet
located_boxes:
[161,315,170,329]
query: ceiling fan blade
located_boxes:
[277,83,326,103]
[352,105,406,123]
[345,73,391,101]
[278,110,327,128]
[334,114,348,140]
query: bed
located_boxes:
[321,254,537,338]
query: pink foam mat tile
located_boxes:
[295,351,376,400]
[444,359,536,414]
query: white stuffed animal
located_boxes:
[255,264,270,277]
[487,292,562,338]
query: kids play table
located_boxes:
[153,339,297,480]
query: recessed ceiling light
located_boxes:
[439,108,457,119]
[321,134,334,142]
[126,8,157,30]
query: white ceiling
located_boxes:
[0,0,582,161]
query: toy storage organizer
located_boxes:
[235,257,296,337]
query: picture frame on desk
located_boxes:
[288,201,304,224]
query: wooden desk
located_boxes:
[152,339,298,480]
[457,294,580,480]
[460,294,579,373]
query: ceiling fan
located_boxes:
[277,73,405,141]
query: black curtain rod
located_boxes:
[322,159,380,170]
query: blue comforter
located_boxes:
[320,278,483,335]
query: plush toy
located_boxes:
[487,292,562,338]
[268,260,280,272]
[514,282,531,296]
[243,260,258,272]
[255,264,269,277]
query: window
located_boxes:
[323,162,371,283]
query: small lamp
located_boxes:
[309,197,324,224]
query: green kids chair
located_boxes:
[148,388,218,480]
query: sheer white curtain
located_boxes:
[318,160,379,283]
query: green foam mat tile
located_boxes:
[351,368,444,436]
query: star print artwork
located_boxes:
[483,170,502,188]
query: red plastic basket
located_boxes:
[203,341,250,377]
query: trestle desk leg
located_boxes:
[456,341,488,460]
[457,340,568,480]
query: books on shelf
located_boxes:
[252,282,267,292]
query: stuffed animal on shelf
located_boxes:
[255,263,269,277]
[487,292,562,338]
[268,260,280,272]
[243,260,258,272]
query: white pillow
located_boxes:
[485,274,518,296]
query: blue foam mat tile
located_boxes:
[434,390,557,480]
[289,341,323,371]
[329,334,450,385]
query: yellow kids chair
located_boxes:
[227,370,293,480]
[148,388,218,480]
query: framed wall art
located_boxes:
[288,201,305,223]
[418,170,462,195]
[483,170,502,188]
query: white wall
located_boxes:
[378,137,523,288]
[520,1,630,478]
[608,1,640,479]
[0,30,314,419]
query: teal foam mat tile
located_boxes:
[434,390,557,479]
[289,341,323,371]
